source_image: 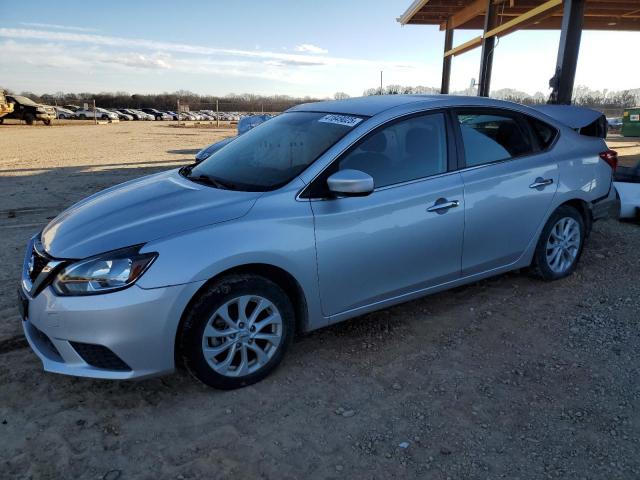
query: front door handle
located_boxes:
[427,198,460,213]
[529,177,554,189]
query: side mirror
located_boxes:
[327,169,374,197]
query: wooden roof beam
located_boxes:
[484,0,564,38]
[444,35,483,57]
[439,0,487,31]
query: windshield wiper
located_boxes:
[184,169,236,190]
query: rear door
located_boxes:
[308,111,465,316]
[454,109,559,275]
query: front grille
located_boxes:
[70,342,131,371]
[29,246,49,282]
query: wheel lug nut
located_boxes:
[239,323,245,328]
[250,326,255,332]
[248,339,253,344]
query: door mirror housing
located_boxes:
[326,169,374,197]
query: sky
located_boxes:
[0,0,638,98]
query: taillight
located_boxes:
[599,149,618,172]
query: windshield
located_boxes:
[11,95,38,106]
[186,111,364,191]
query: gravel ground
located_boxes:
[0,122,639,479]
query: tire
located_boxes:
[530,205,585,281]
[79,114,86,120]
[0,118,4,125]
[24,113,35,125]
[179,274,295,389]
[43,118,52,126]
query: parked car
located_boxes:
[141,108,172,121]
[109,109,133,121]
[195,114,273,162]
[54,106,76,119]
[119,108,152,121]
[607,117,623,130]
[3,95,55,125]
[74,107,119,121]
[63,105,81,112]
[18,96,618,389]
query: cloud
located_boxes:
[20,22,98,32]
[114,53,172,70]
[0,28,419,70]
[294,43,328,54]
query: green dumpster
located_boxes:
[622,107,640,137]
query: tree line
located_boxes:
[362,84,640,115]
[1,89,326,113]
[3,85,638,114]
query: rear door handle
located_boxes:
[427,198,460,213]
[529,178,554,189]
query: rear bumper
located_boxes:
[591,184,620,221]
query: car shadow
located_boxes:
[166,148,200,155]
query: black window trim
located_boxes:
[451,106,561,171]
[299,108,459,200]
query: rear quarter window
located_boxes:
[528,117,558,150]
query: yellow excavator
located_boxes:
[0,89,14,124]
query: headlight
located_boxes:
[52,246,157,296]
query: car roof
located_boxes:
[288,94,539,117]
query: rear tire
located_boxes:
[179,274,294,390]
[530,205,585,281]
[24,113,35,125]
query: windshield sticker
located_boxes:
[318,114,363,127]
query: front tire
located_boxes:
[530,205,585,281]
[179,274,294,389]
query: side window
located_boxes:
[457,112,534,167]
[337,113,448,188]
[528,117,558,149]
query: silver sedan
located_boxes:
[19,95,618,389]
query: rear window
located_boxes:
[457,112,534,167]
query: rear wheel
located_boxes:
[530,205,585,281]
[78,114,86,120]
[24,113,35,125]
[180,274,294,389]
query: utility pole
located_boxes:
[93,99,97,125]
[177,98,180,122]
[216,99,219,127]
[380,71,383,95]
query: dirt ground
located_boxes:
[0,122,639,479]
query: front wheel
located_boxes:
[43,118,52,126]
[179,274,294,389]
[530,205,585,281]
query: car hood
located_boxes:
[42,169,262,259]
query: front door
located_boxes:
[310,112,465,316]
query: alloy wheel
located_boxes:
[545,217,581,274]
[201,295,283,377]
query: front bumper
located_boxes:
[36,112,55,120]
[20,281,204,380]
